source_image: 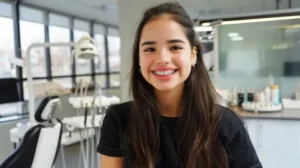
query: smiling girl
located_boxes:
[97,2,262,168]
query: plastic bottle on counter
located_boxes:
[264,86,271,103]
[271,84,280,104]
[232,87,238,106]
[260,92,265,104]
[247,89,254,102]
[255,92,261,102]
[237,89,244,107]
[295,84,300,100]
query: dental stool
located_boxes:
[0,96,63,168]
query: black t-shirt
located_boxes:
[97,101,262,168]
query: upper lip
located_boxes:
[151,67,177,71]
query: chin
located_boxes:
[152,83,180,92]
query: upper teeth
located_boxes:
[153,70,175,76]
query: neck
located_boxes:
[155,84,184,117]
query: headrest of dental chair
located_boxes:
[35,96,60,122]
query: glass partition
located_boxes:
[217,16,300,98]
[0,17,15,79]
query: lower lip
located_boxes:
[152,72,176,80]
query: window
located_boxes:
[94,24,106,73]
[0,3,122,122]
[49,26,71,76]
[20,20,46,78]
[20,6,43,23]
[49,13,69,28]
[19,6,45,78]
[0,2,12,18]
[107,28,120,72]
[94,34,106,72]
[95,75,107,88]
[52,78,72,89]
[110,74,120,87]
[49,13,72,88]
[292,0,300,8]
[23,79,47,100]
[76,76,92,88]
[0,2,19,118]
[0,17,15,79]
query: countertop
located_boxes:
[231,106,300,120]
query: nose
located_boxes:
[155,49,171,65]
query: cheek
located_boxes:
[139,55,150,71]
[175,53,192,69]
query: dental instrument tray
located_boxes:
[242,102,283,113]
[68,95,120,108]
[62,114,106,128]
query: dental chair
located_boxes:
[0,96,63,168]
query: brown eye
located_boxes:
[170,46,182,51]
[144,48,156,52]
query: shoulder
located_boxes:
[108,101,132,112]
[103,101,132,127]
[98,101,132,157]
[217,105,246,142]
[217,106,262,167]
[105,101,132,119]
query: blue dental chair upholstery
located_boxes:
[0,96,62,168]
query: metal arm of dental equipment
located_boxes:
[90,81,103,168]
[79,80,89,116]
[74,79,82,116]
[73,79,82,97]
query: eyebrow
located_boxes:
[167,39,185,44]
[141,41,156,46]
[140,39,185,46]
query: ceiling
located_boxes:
[22,0,284,26]
[23,0,118,26]
[219,19,300,51]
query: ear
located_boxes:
[191,47,197,66]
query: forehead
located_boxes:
[140,17,187,43]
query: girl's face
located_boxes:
[139,16,197,92]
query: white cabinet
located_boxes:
[259,120,300,168]
[244,119,300,168]
[244,119,259,151]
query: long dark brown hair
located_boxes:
[125,2,228,168]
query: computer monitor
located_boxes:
[0,78,20,104]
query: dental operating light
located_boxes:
[74,34,98,60]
